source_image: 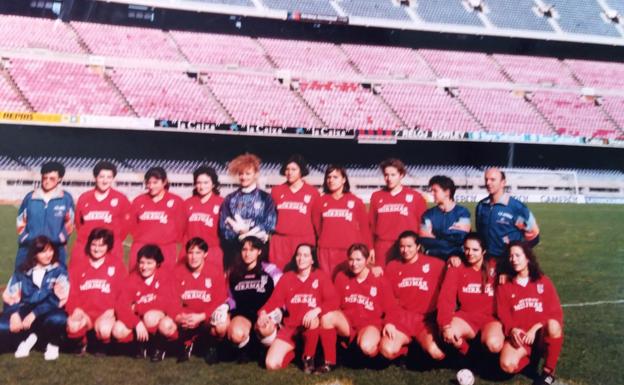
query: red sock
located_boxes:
[145,325,158,334]
[117,333,134,344]
[458,340,470,355]
[68,325,89,340]
[320,328,337,364]
[302,328,320,359]
[281,350,295,369]
[543,336,563,374]
[515,355,530,373]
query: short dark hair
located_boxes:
[347,243,370,259]
[21,236,60,272]
[93,161,118,178]
[280,154,310,177]
[322,164,350,194]
[136,244,165,267]
[380,158,406,176]
[185,237,209,253]
[192,166,220,196]
[284,243,320,273]
[85,228,115,257]
[387,230,421,263]
[41,161,65,178]
[144,167,169,189]
[429,175,457,201]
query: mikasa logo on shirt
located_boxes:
[83,210,113,223]
[139,211,168,224]
[80,279,111,293]
[323,209,353,221]
[290,294,317,308]
[189,212,214,227]
[181,290,212,302]
[462,283,495,296]
[398,277,429,291]
[377,204,409,216]
[513,298,543,312]
[277,201,308,214]
[344,294,375,311]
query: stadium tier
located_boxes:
[0,15,624,143]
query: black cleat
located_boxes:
[533,372,556,385]
[204,346,219,365]
[135,344,148,360]
[150,348,166,362]
[302,356,315,374]
[314,362,335,375]
[177,342,193,363]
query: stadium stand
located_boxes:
[338,0,411,21]
[340,44,435,79]
[564,59,624,89]
[418,50,508,82]
[548,0,620,37]
[601,96,624,128]
[0,68,29,113]
[414,0,484,26]
[0,15,84,53]
[493,54,579,87]
[261,0,338,16]
[484,0,554,31]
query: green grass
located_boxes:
[0,203,622,385]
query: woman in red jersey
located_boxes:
[369,158,426,267]
[270,154,319,270]
[316,243,395,373]
[437,233,504,356]
[183,166,224,273]
[66,228,127,354]
[497,242,563,385]
[379,230,446,362]
[256,243,338,373]
[129,167,185,271]
[312,165,372,278]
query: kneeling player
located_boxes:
[159,237,229,363]
[379,231,446,363]
[256,243,338,373]
[436,233,504,356]
[227,236,282,362]
[112,245,175,361]
[66,228,127,354]
[497,242,563,385]
[317,243,395,373]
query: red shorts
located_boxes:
[508,328,545,357]
[129,242,178,272]
[346,319,382,344]
[318,247,349,279]
[392,312,436,338]
[373,239,395,267]
[269,234,315,271]
[276,325,302,348]
[455,311,497,334]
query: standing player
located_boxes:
[112,245,176,361]
[129,167,185,271]
[219,153,277,269]
[312,165,372,277]
[379,231,446,363]
[257,244,338,373]
[476,168,540,263]
[16,161,74,269]
[497,242,563,385]
[436,233,503,356]
[370,159,426,266]
[227,236,282,361]
[158,237,230,363]
[270,155,319,270]
[317,243,395,373]
[419,175,471,266]
[0,236,69,361]
[72,161,130,268]
[183,166,224,272]
[66,228,127,354]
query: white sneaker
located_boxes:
[44,343,59,361]
[15,333,38,358]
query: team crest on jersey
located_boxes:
[537,284,544,294]
[111,198,119,207]
[155,281,160,289]
[205,278,212,289]
[406,194,413,203]
[489,268,496,277]
[304,195,311,204]
[370,286,377,297]
[107,266,115,277]
[213,206,220,215]
[422,263,430,273]
[167,199,175,208]
[312,279,319,289]
[136,291,141,296]
[347,200,355,209]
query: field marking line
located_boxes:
[562,299,624,308]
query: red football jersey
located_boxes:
[260,269,338,328]
[271,182,319,237]
[169,262,227,319]
[385,254,445,317]
[115,270,175,328]
[66,256,127,316]
[369,187,427,242]
[437,259,497,328]
[312,193,372,249]
[75,188,131,245]
[183,194,224,247]
[129,191,185,245]
[496,275,563,335]
[334,270,396,329]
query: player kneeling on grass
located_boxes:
[317,243,395,374]
[66,228,127,355]
[0,236,69,360]
[160,237,229,363]
[497,241,563,385]
[227,236,282,363]
[257,243,338,373]
[436,233,504,358]
[379,231,446,364]
[112,244,175,362]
